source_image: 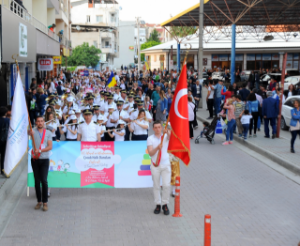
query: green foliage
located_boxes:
[169,26,197,38]
[147,29,160,42]
[67,43,101,67]
[140,41,161,62]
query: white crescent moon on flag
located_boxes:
[174,89,187,119]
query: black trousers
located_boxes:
[66,138,77,141]
[105,127,115,141]
[125,126,131,141]
[207,99,214,118]
[189,121,194,138]
[134,134,148,141]
[249,112,259,135]
[193,105,198,127]
[291,130,300,149]
[152,106,157,121]
[0,141,6,174]
[31,159,49,203]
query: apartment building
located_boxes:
[0,0,72,106]
[71,0,119,70]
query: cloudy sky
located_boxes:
[117,0,199,24]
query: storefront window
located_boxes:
[286,53,300,70]
[246,53,280,71]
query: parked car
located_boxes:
[211,72,225,81]
[240,71,252,82]
[284,76,300,91]
[281,95,300,130]
[260,73,282,85]
[286,69,300,77]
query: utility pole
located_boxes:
[198,0,204,80]
[136,17,141,72]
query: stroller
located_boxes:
[195,116,219,145]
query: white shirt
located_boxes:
[99,125,106,137]
[49,82,56,93]
[130,109,152,121]
[111,110,129,127]
[46,122,57,137]
[77,121,100,141]
[208,86,214,99]
[147,134,170,167]
[130,120,149,135]
[241,115,253,124]
[113,93,121,101]
[188,102,195,121]
[104,102,116,113]
[62,125,78,139]
[106,112,116,128]
[63,104,78,114]
[112,129,125,141]
[120,83,126,90]
[92,114,101,122]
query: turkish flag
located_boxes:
[167,64,190,166]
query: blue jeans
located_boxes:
[214,97,222,115]
[264,117,276,137]
[242,124,250,139]
[226,119,236,141]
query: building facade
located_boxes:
[0,0,71,106]
[70,0,119,70]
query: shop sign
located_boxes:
[219,55,228,61]
[229,54,243,61]
[272,54,279,60]
[262,54,272,61]
[211,55,219,61]
[38,58,53,71]
[247,54,255,61]
[53,56,62,65]
[19,23,28,57]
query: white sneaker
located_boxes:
[48,192,51,197]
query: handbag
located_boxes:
[220,117,227,130]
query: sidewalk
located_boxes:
[196,108,300,175]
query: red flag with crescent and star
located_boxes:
[167,63,190,166]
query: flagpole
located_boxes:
[12,54,37,155]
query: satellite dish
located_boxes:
[76,25,80,31]
[119,6,122,10]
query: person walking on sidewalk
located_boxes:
[28,116,53,212]
[290,99,300,153]
[233,95,245,137]
[222,98,236,145]
[241,110,252,140]
[147,121,171,215]
[206,81,214,119]
[212,80,223,116]
[246,92,260,138]
[262,91,279,139]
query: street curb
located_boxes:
[196,115,300,176]
[0,155,27,204]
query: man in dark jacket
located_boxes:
[262,91,279,139]
[192,80,202,110]
[239,83,250,101]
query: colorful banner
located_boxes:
[53,56,62,64]
[27,141,153,188]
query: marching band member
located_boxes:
[62,97,78,120]
[130,101,153,123]
[111,100,129,126]
[113,86,121,101]
[104,94,116,113]
[85,94,95,109]
[105,105,116,141]
[119,89,127,102]
[108,120,126,141]
[75,109,85,123]
[59,115,78,141]
[147,121,171,215]
[45,112,58,141]
[97,115,106,141]
[128,109,149,141]
[92,104,101,122]
[77,109,101,142]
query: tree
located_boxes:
[169,26,197,38]
[67,42,101,67]
[147,29,160,42]
[140,40,161,61]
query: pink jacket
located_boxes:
[223,104,235,121]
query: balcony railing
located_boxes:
[59,35,72,49]
[1,0,59,42]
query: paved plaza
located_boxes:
[1,125,300,246]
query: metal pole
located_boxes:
[230,24,236,84]
[198,0,204,79]
[177,43,180,73]
[276,52,287,138]
[137,17,141,73]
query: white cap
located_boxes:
[75,109,81,114]
[70,115,77,120]
[97,115,104,121]
[67,97,73,102]
[108,105,115,110]
[118,119,126,125]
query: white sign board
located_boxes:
[38,58,53,71]
[19,23,28,57]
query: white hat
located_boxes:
[118,119,126,125]
[67,97,73,102]
[108,105,115,110]
[97,115,104,121]
[75,109,81,114]
[70,115,77,120]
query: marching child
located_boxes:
[108,120,126,141]
[97,115,106,141]
[241,110,252,140]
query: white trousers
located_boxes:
[150,164,171,205]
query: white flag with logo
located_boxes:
[4,73,29,176]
